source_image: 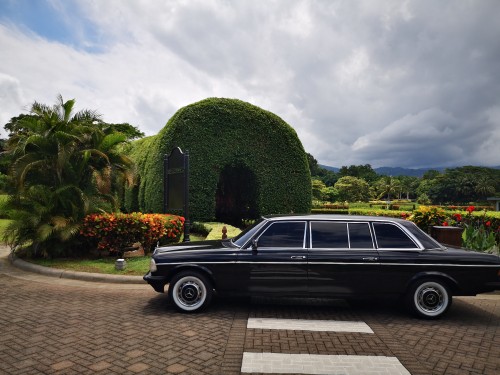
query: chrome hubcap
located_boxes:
[174,277,205,309]
[415,283,447,315]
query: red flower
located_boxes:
[453,213,462,221]
[485,221,491,227]
[466,206,475,213]
[442,221,449,226]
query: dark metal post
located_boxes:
[164,147,190,242]
[183,150,190,242]
[163,154,168,214]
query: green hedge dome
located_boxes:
[129,98,311,222]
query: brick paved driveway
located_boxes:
[1,263,499,374]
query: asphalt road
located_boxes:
[1,247,499,374]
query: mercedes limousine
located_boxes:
[144,215,500,318]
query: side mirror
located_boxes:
[251,239,258,251]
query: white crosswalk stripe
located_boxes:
[242,352,411,375]
[247,317,374,333]
[242,317,411,375]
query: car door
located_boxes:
[371,221,424,294]
[307,220,382,296]
[237,220,308,295]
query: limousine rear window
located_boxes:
[399,220,444,249]
[373,222,418,249]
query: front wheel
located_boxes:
[168,271,213,313]
[406,279,452,319]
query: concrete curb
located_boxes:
[8,253,145,284]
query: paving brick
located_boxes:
[51,360,74,370]
[166,363,188,373]
[88,361,112,371]
[2,253,500,375]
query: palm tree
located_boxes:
[398,176,419,200]
[376,176,401,204]
[474,177,495,200]
[4,95,135,257]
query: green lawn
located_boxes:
[29,257,150,276]
[23,223,241,276]
[204,222,241,240]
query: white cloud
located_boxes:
[1,0,500,168]
[0,72,25,138]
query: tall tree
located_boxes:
[0,138,8,192]
[416,166,499,204]
[3,95,135,257]
[334,176,370,202]
[375,176,401,201]
[339,164,378,184]
[397,176,419,200]
[307,153,338,186]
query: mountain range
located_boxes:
[319,165,500,178]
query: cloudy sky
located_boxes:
[1,0,499,169]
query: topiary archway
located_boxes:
[128,98,311,223]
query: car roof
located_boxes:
[262,214,409,224]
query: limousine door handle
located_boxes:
[362,257,379,262]
[290,256,306,260]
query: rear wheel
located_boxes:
[168,271,213,313]
[406,279,452,319]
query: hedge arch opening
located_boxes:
[215,163,259,227]
[126,98,312,222]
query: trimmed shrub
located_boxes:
[409,206,447,233]
[80,213,184,255]
[128,98,311,221]
[311,209,349,215]
[348,208,411,219]
[123,136,157,213]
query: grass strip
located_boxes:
[28,257,150,276]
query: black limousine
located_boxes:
[144,215,500,318]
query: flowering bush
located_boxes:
[441,213,463,227]
[408,206,447,232]
[80,213,184,255]
[459,206,499,253]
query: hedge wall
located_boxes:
[128,98,312,221]
[123,136,156,213]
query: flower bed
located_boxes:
[80,213,184,255]
[409,205,499,252]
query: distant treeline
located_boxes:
[308,154,500,204]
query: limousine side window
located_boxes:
[311,222,348,248]
[257,222,306,248]
[348,223,374,248]
[310,222,374,249]
[373,223,418,249]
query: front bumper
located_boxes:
[143,272,167,293]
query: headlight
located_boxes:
[149,258,157,272]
